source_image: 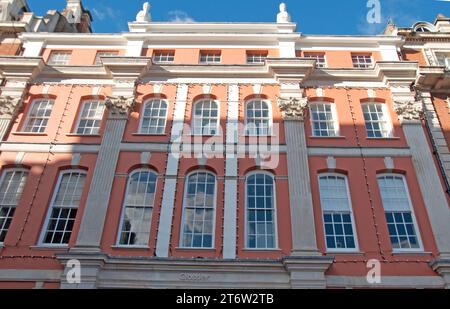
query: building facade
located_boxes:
[0,1,449,289]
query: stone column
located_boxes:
[0,96,21,141]
[393,98,450,287]
[223,84,239,259]
[155,84,188,257]
[277,86,333,288]
[75,96,135,251]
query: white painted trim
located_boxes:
[38,169,88,246]
[317,173,360,253]
[116,169,159,247]
[376,173,425,252]
[179,170,217,249]
[244,171,279,250]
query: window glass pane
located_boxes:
[42,171,86,245]
[23,99,54,133]
[310,103,337,137]
[181,172,216,248]
[76,101,105,135]
[48,52,71,65]
[0,169,28,242]
[246,173,276,249]
[362,103,390,138]
[245,100,271,136]
[192,100,219,135]
[95,51,118,65]
[140,99,168,134]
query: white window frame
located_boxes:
[153,51,175,63]
[377,173,424,252]
[47,51,72,66]
[179,170,217,249]
[304,52,327,68]
[0,168,28,244]
[192,99,220,136]
[74,100,105,135]
[116,169,158,248]
[38,169,87,247]
[351,53,373,69]
[22,99,54,133]
[318,173,359,253]
[94,51,118,65]
[309,102,340,137]
[138,98,168,135]
[245,99,273,136]
[362,102,393,138]
[246,52,267,64]
[244,171,278,250]
[199,51,221,64]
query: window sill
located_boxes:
[11,132,47,136]
[111,245,150,250]
[176,247,216,251]
[366,136,400,140]
[66,134,101,137]
[29,245,69,251]
[242,248,282,252]
[392,250,430,255]
[309,136,346,139]
[132,133,168,136]
[326,250,364,255]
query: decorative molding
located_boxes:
[0,96,22,117]
[384,156,395,170]
[277,97,308,121]
[326,156,336,170]
[105,95,135,115]
[393,99,423,121]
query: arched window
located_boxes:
[245,99,271,136]
[192,99,219,135]
[40,170,87,245]
[377,174,422,251]
[245,172,276,249]
[318,174,357,251]
[75,100,105,135]
[139,99,168,134]
[362,102,392,138]
[22,99,54,133]
[181,171,216,248]
[0,168,28,243]
[310,102,338,137]
[117,169,158,246]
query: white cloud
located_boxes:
[92,5,117,21]
[168,10,195,23]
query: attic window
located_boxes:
[415,26,431,32]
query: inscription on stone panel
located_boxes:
[178,273,211,282]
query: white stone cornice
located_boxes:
[277,97,308,121]
[0,56,44,81]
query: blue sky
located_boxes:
[28,0,450,35]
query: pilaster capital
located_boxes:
[0,96,22,117]
[393,99,423,122]
[277,97,308,121]
[105,95,135,116]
